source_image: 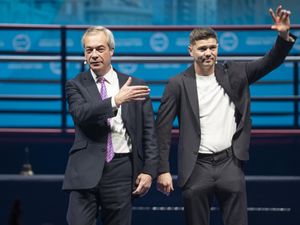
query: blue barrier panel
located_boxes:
[67,30,300,55]
[0,30,61,52]
[0,27,299,128]
[1,29,299,55]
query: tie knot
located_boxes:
[97,76,105,84]
[97,76,108,99]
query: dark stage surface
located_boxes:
[1,129,299,225]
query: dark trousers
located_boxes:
[182,148,247,225]
[67,155,133,225]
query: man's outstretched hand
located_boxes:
[114,77,150,107]
[269,5,292,41]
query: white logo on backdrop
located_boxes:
[176,37,188,47]
[150,32,169,52]
[219,32,238,52]
[13,34,31,52]
[118,64,138,74]
[50,62,61,75]
[39,38,60,47]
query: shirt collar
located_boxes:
[196,72,215,80]
[90,66,115,84]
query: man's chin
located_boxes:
[90,63,102,68]
[90,67,103,75]
[90,63,102,69]
[203,62,214,67]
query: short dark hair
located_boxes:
[189,27,218,45]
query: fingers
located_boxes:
[269,8,276,23]
[269,5,283,23]
[157,184,172,196]
[115,81,150,106]
[269,5,291,31]
[121,80,150,95]
[126,86,150,98]
[132,174,152,196]
[132,178,141,195]
[279,8,290,21]
[124,77,132,87]
[131,86,150,97]
[130,86,150,92]
[132,184,149,196]
[125,86,149,101]
[161,179,174,193]
[156,173,174,196]
[276,5,282,17]
[123,77,150,93]
[157,182,174,196]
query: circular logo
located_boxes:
[49,62,61,75]
[118,64,138,74]
[150,32,169,52]
[219,32,238,52]
[13,34,31,52]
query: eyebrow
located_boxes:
[198,44,217,48]
[85,45,105,49]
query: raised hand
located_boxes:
[269,5,291,34]
[114,77,150,107]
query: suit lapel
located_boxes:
[82,71,102,101]
[215,63,246,132]
[182,66,200,131]
[215,64,234,100]
[215,63,242,114]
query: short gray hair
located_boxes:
[81,26,115,49]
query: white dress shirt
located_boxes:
[91,67,132,153]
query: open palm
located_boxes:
[269,5,291,32]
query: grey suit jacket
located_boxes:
[156,35,296,188]
[63,70,158,190]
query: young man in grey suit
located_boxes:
[156,5,296,225]
[63,26,158,225]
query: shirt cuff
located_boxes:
[111,95,118,109]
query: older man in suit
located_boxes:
[156,5,295,225]
[63,26,158,225]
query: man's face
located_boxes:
[189,38,218,73]
[83,32,114,76]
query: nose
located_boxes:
[204,48,212,55]
[91,49,98,58]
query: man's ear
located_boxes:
[188,45,193,57]
[110,48,114,57]
[83,54,88,65]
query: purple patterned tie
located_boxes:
[98,77,114,162]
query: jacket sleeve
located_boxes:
[245,34,296,85]
[66,79,116,126]
[141,94,159,179]
[155,78,180,174]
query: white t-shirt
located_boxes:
[196,73,236,154]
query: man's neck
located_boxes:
[194,63,214,76]
[92,66,112,77]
